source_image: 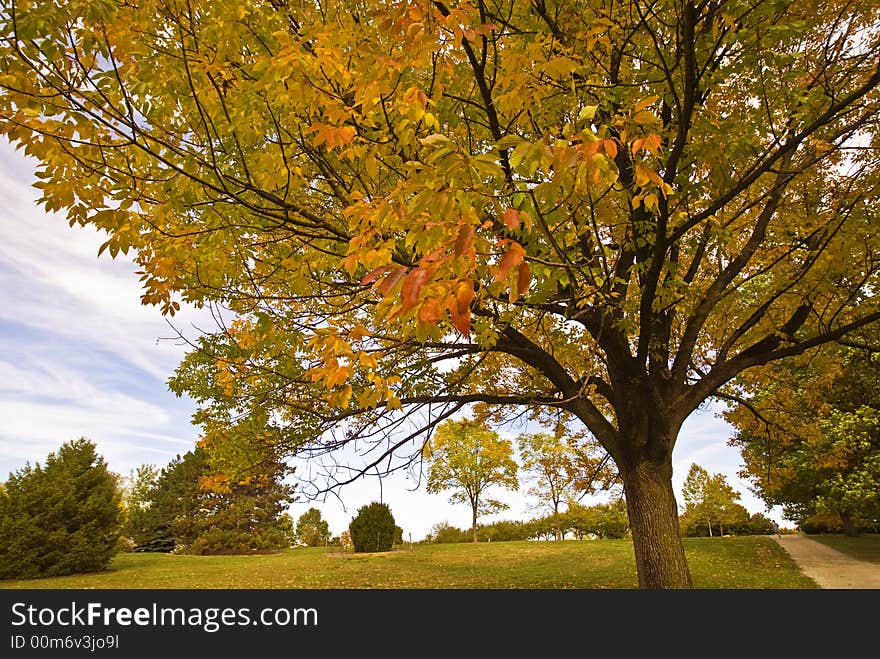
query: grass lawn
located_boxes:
[805,534,880,563]
[0,536,815,589]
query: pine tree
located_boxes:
[0,438,122,579]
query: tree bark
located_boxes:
[471,505,478,543]
[841,510,858,537]
[620,459,693,588]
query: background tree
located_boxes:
[348,501,397,553]
[680,464,746,537]
[128,450,207,551]
[517,432,576,540]
[424,418,519,542]
[296,507,331,547]
[3,0,880,588]
[426,521,471,544]
[563,499,630,540]
[726,339,880,535]
[131,447,296,553]
[122,464,159,545]
[0,438,122,579]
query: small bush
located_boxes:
[349,502,397,552]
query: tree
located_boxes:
[726,339,880,535]
[424,418,519,542]
[427,521,470,544]
[518,433,575,540]
[516,431,615,540]
[563,499,629,540]
[3,0,879,588]
[680,464,746,537]
[348,501,397,553]
[122,464,160,545]
[131,447,296,553]
[296,507,331,547]
[0,438,122,578]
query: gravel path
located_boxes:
[774,535,880,589]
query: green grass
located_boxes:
[805,534,880,563]
[0,537,816,589]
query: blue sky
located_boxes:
[0,138,785,539]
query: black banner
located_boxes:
[0,589,874,654]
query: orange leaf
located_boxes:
[400,267,432,313]
[601,138,618,160]
[517,261,531,296]
[634,95,660,113]
[456,279,475,313]
[419,298,442,324]
[450,305,471,336]
[503,208,520,231]
[643,133,662,155]
[378,266,406,297]
[453,224,474,256]
[494,242,526,282]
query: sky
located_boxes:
[0,138,787,540]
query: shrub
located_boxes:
[0,438,122,579]
[349,502,397,552]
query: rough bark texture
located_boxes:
[621,459,693,589]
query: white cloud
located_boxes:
[0,140,204,479]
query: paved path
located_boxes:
[774,535,880,589]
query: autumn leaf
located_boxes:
[419,298,442,324]
[453,224,474,256]
[494,242,526,282]
[517,261,531,297]
[400,267,432,313]
[503,208,520,231]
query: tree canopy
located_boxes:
[725,336,880,535]
[296,507,332,546]
[424,417,519,541]
[680,463,748,537]
[2,0,879,587]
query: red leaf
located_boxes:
[419,298,442,324]
[360,266,391,286]
[450,305,471,336]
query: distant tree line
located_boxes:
[424,499,630,544]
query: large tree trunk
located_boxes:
[620,459,693,589]
[471,505,478,543]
